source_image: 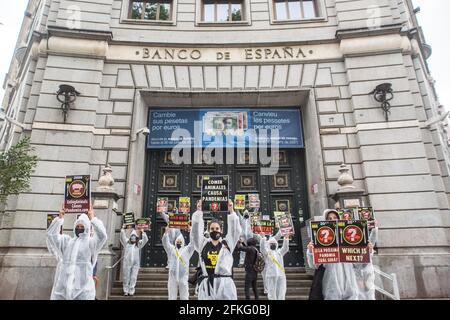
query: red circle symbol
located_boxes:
[317,226,335,246]
[343,226,363,245]
[210,202,219,212]
[69,180,86,198]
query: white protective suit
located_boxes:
[236,210,253,265]
[161,212,182,266]
[120,229,149,295]
[354,227,378,300]
[257,231,282,295]
[191,209,242,300]
[47,214,107,300]
[162,232,195,300]
[46,229,63,300]
[306,209,359,300]
[260,236,289,300]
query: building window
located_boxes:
[129,1,172,21]
[202,0,244,22]
[273,0,318,20]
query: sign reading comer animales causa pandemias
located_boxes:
[337,220,370,263]
[64,175,91,214]
[310,221,339,264]
[201,175,229,213]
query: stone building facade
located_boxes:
[0,0,449,299]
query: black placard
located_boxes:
[123,212,135,227]
[201,175,229,213]
[64,175,91,214]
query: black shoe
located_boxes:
[124,293,129,296]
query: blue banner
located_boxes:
[147,108,304,149]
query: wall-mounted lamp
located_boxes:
[56,84,81,123]
[370,83,394,121]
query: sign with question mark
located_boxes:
[337,220,371,264]
[310,221,339,264]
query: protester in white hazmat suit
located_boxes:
[161,210,182,268]
[162,227,195,300]
[46,210,64,300]
[257,230,282,295]
[47,208,107,300]
[257,234,289,300]
[236,209,253,267]
[120,226,149,296]
[191,200,241,300]
[306,209,359,300]
[354,222,378,300]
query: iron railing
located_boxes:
[104,256,123,300]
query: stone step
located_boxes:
[110,286,311,295]
[135,273,312,281]
[112,279,312,288]
[138,267,307,274]
[108,294,309,300]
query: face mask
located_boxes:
[75,228,84,237]
[176,243,182,249]
[210,231,221,241]
[270,244,277,250]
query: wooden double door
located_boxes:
[142,148,309,267]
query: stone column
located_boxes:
[91,165,120,300]
[331,163,366,209]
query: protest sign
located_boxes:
[64,175,91,214]
[179,197,191,214]
[157,197,169,213]
[337,220,370,263]
[310,221,340,264]
[168,213,190,230]
[357,207,376,229]
[201,175,229,213]
[123,212,135,228]
[252,220,274,236]
[136,218,151,231]
[338,208,355,221]
[274,211,295,236]
[47,214,59,229]
[248,194,260,209]
[234,195,246,210]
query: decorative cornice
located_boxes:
[335,24,404,40]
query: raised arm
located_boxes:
[280,237,290,256]
[90,216,108,254]
[274,229,282,241]
[47,216,70,257]
[138,231,149,249]
[161,212,169,224]
[191,209,207,253]
[120,228,128,247]
[185,227,196,257]
[224,200,242,253]
[306,242,318,269]
[162,229,174,255]
[369,226,378,246]
[259,237,268,256]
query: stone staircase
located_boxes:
[109,267,313,300]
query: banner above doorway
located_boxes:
[147,108,304,149]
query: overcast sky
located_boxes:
[0,0,449,111]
